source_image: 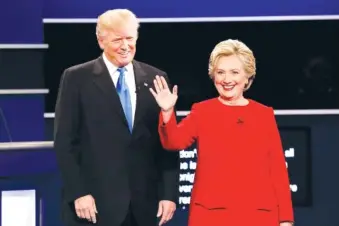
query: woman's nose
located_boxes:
[222,75,232,83]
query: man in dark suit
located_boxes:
[54,9,179,226]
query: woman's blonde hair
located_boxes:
[208,39,256,91]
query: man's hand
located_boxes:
[74,195,98,223]
[157,200,176,225]
[280,222,294,226]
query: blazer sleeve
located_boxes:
[267,107,294,222]
[158,103,199,151]
[54,69,88,203]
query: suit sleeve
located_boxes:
[54,69,88,203]
[268,107,294,222]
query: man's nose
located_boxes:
[120,39,128,49]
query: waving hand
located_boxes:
[149,75,178,112]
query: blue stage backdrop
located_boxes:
[1,0,338,43]
[0,148,61,226]
[43,0,339,18]
[0,0,43,43]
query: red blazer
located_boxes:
[159,98,294,222]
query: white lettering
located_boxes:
[285,148,295,158]
[179,196,191,205]
[189,160,196,170]
[179,185,193,193]
[290,184,298,192]
[180,149,197,159]
[180,162,188,170]
[179,172,195,183]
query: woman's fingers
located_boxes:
[159,76,169,90]
[149,88,157,98]
[153,78,161,93]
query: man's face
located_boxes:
[98,21,137,67]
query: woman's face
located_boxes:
[213,55,249,102]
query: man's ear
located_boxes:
[97,36,105,50]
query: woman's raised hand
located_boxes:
[149,75,178,112]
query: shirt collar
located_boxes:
[102,53,133,75]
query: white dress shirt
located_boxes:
[102,54,137,126]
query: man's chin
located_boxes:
[117,58,133,67]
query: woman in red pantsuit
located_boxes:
[149,39,294,226]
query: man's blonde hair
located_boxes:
[208,39,256,91]
[96,9,140,38]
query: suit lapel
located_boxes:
[92,56,128,127]
[133,60,149,128]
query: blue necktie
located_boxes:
[116,67,133,133]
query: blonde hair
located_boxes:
[96,9,140,38]
[208,39,256,91]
